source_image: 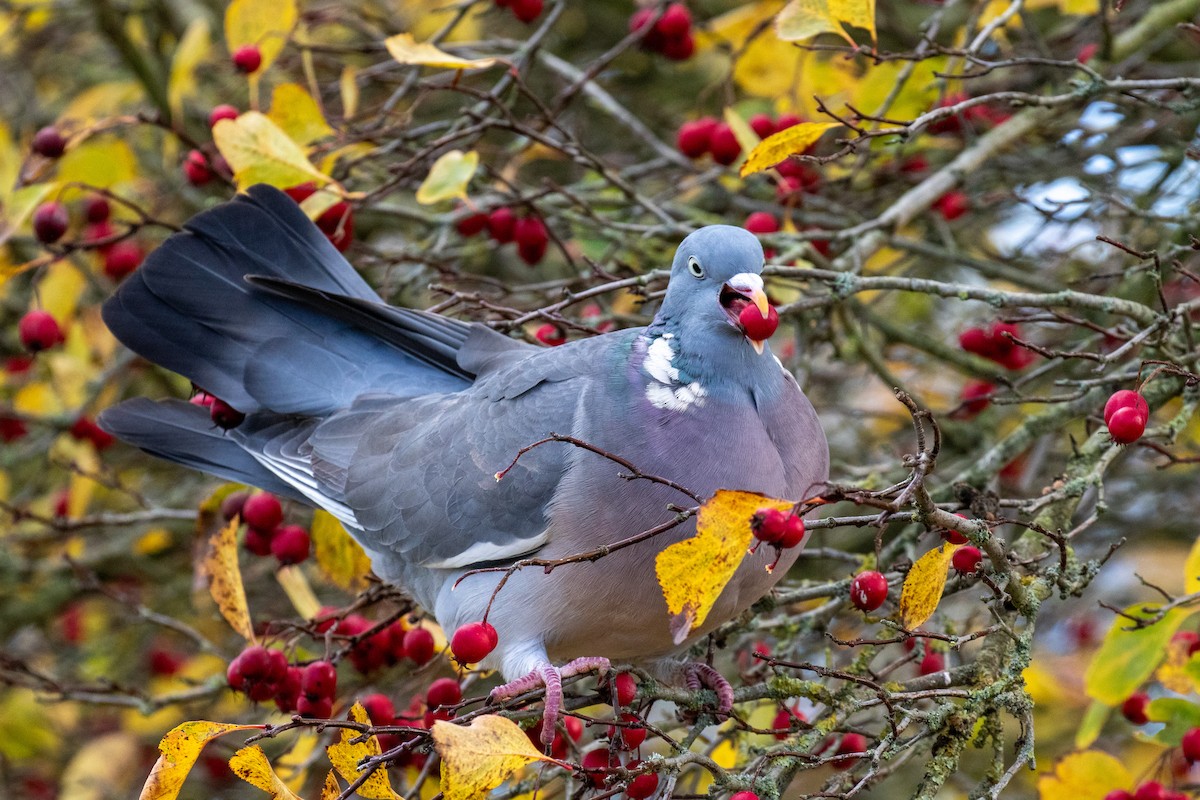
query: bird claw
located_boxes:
[489,656,610,749]
[683,661,734,718]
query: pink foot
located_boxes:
[490,656,610,748]
[684,662,734,717]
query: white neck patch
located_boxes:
[643,335,706,412]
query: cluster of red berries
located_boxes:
[581,750,659,797]
[494,0,543,24]
[283,183,355,253]
[750,508,806,567]
[629,3,694,61]
[1104,783,1191,800]
[928,93,1012,136]
[676,117,740,165]
[955,321,1035,417]
[457,206,549,265]
[69,416,114,451]
[1104,388,1148,445]
[30,195,144,279]
[223,491,312,566]
[314,606,437,674]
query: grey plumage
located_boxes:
[100,185,828,720]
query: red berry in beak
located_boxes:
[738,303,778,342]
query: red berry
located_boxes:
[232,44,263,74]
[775,113,803,131]
[959,380,994,417]
[33,202,69,244]
[69,417,114,450]
[1182,726,1200,761]
[221,491,249,522]
[919,650,945,675]
[32,126,67,158]
[426,677,463,709]
[659,31,695,60]
[301,660,337,698]
[752,507,789,544]
[242,493,283,531]
[581,748,612,788]
[284,183,317,204]
[608,713,647,750]
[899,154,929,174]
[744,211,779,235]
[243,527,273,556]
[850,570,888,612]
[148,648,184,676]
[709,124,741,166]
[18,310,64,352]
[730,794,760,800]
[403,627,436,665]
[271,524,311,565]
[832,732,866,769]
[1103,390,1149,425]
[0,416,28,442]
[748,114,775,140]
[738,303,779,342]
[1077,43,1099,64]
[210,397,245,429]
[456,210,488,237]
[183,149,213,185]
[771,706,806,740]
[1103,793,1134,800]
[958,327,991,356]
[613,672,637,707]
[654,4,692,37]
[776,515,806,548]
[625,767,658,800]
[1135,783,1166,800]
[208,104,239,127]
[934,191,970,221]
[535,324,566,346]
[361,693,396,725]
[297,695,334,718]
[676,117,718,159]
[1107,406,1146,445]
[103,240,143,280]
[514,216,548,250]
[1122,692,1150,725]
[84,195,111,224]
[942,514,970,545]
[274,666,302,712]
[951,545,982,574]
[518,239,548,265]
[487,207,516,243]
[510,0,542,23]
[83,220,116,250]
[451,621,498,663]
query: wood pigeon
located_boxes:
[99,185,828,741]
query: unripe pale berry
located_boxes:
[451,620,498,663]
[850,570,888,611]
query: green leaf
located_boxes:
[1073,700,1109,750]
[1146,697,1200,746]
[1083,603,1190,706]
[224,0,297,73]
[775,0,876,46]
[415,150,479,205]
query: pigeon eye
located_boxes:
[687,256,705,279]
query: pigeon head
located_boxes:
[655,225,775,355]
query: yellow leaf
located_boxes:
[168,18,211,124]
[318,142,375,175]
[38,259,86,322]
[656,490,793,644]
[721,108,759,167]
[340,66,359,119]
[1184,533,1200,593]
[267,83,334,147]
[140,721,260,800]
[1036,750,1132,800]
[230,745,304,800]
[384,33,498,70]
[277,564,321,620]
[200,517,256,642]
[415,150,479,205]
[56,136,137,196]
[58,81,144,126]
[320,771,342,800]
[299,188,342,221]
[0,181,54,246]
[224,0,297,73]
[60,732,142,800]
[1084,604,1190,705]
[213,111,331,191]
[327,704,400,800]
[899,542,961,629]
[433,715,568,800]
[741,121,839,177]
[776,0,875,46]
[1154,630,1198,694]
[312,510,372,591]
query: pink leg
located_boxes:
[489,657,611,748]
[684,662,734,716]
